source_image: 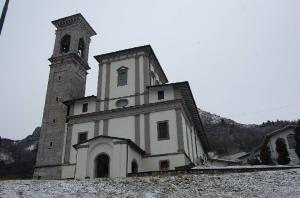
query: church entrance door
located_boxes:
[95,154,109,178]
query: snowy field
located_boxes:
[0,169,300,198]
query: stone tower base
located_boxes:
[33,166,62,180]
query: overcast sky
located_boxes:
[0,0,299,140]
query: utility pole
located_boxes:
[0,0,9,35]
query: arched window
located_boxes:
[78,38,85,58]
[287,134,296,149]
[117,67,128,86]
[61,34,71,53]
[131,160,138,173]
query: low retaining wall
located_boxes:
[128,165,300,177]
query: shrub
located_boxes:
[260,144,273,165]
[247,158,260,165]
[275,138,290,165]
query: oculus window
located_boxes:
[116,99,128,107]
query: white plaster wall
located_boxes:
[149,110,178,155]
[182,115,189,158]
[73,99,96,115]
[149,86,174,103]
[108,116,135,141]
[190,128,196,163]
[139,56,144,93]
[139,114,145,151]
[109,96,135,109]
[127,146,143,173]
[69,122,94,163]
[142,154,185,172]
[100,101,104,111]
[186,124,193,161]
[268,129,299,164]
[75,146,88,179]
[98,120,103,136]
[196,134,206,164]
[109,58,135,99]
[111,143,127,177]
[61,165,75,179]
[100,63,107,100]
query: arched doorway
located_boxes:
[95,154,109,178]
[131,160,138,174]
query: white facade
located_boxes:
[265,127,299,165]
[61,46,209,179]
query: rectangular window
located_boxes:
[159,160,170,171]
[118,67,128,86]
[158,90,164,100]
[82,103,88,112]
[157,121,169,140]
[78,132,88,144]
[48,141,53,149]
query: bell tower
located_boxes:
[34,14,96,179]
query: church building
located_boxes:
[34,14,209,179]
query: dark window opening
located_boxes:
[157,121,169,140]
[82,103,88,112]
[78,132,88,144]
[131,160,138,173]
[61,34,71,53]
[58,76,62,81]
[48,141,53,149]
[55,97,59,103]
[158,90,164,100]
[117,67,128,86]
[78,38,85,58]
[159,160,169,171]
[52,119,56,124]
[67,105,70,116]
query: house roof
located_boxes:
[148,81,210,152]
[94,45,168,83]
[73,135,146,155]
[63,95,96,105]
[221,152,250,161]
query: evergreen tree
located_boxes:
[260,144,273,165]
[276,138,290,165]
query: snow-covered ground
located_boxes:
[1,169,300,198]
